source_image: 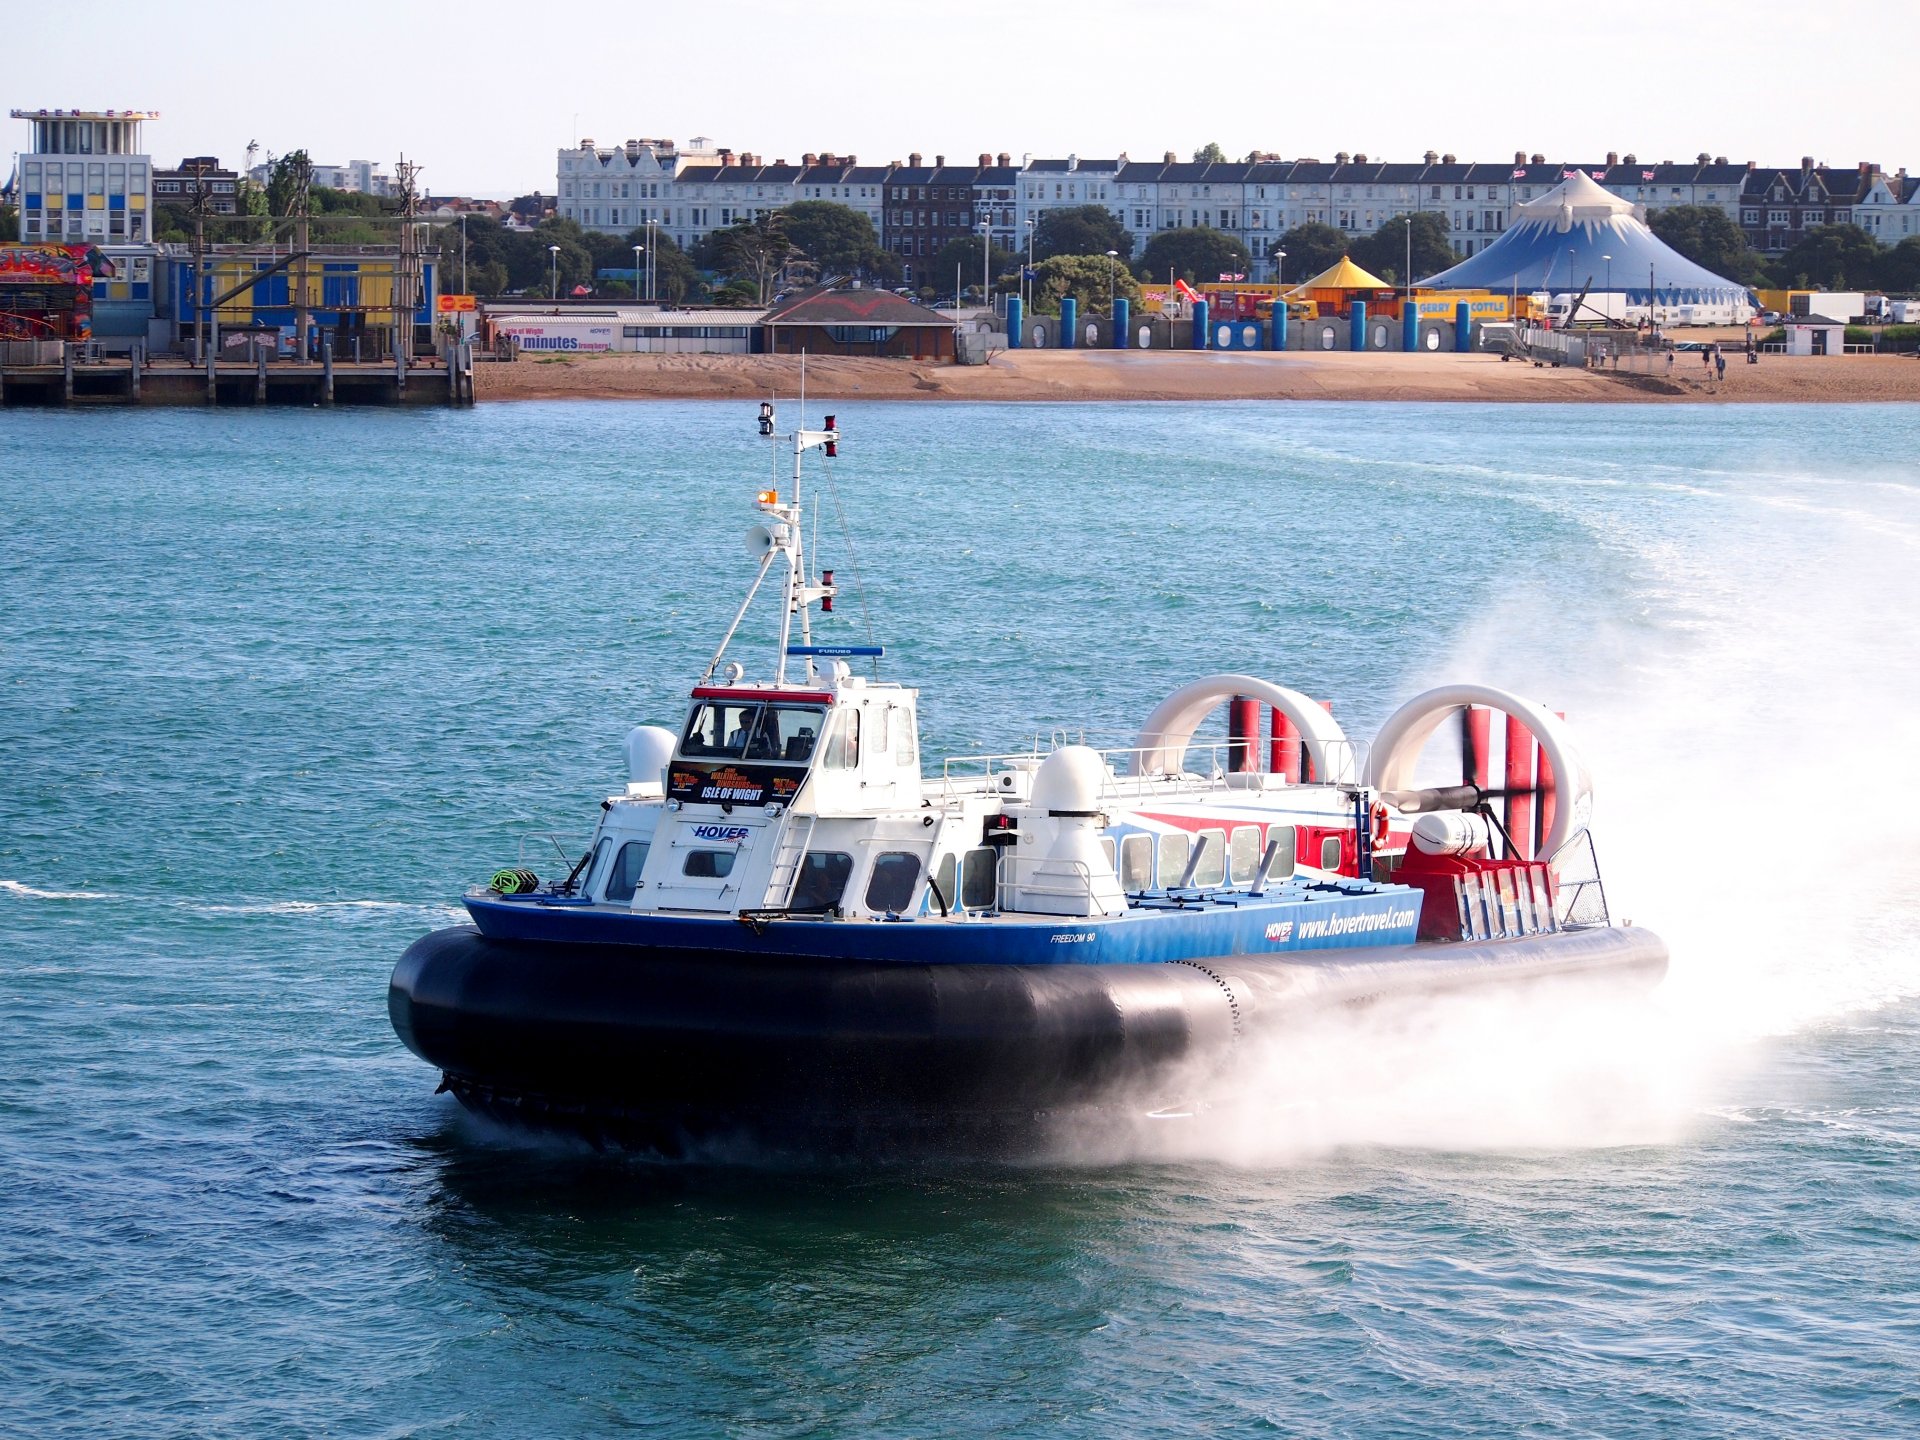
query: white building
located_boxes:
[556,135,719,237]
[9,107,155,243]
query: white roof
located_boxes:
[1515,171,1640,228]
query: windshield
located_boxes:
[679,703,825,763]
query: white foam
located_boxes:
[0,879,120,901]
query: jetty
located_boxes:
[0,342,475,408]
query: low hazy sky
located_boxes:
[8,0,1910,196]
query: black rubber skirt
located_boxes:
[390,923,1666,1152]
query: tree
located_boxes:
[266,150,312,219]
[781,200,890,279]
[1648,204,1764,284]
[710,278,762,308]
[1350,212,1456,285]
[1193,141,1227,164]
[1769,223,1884,290]
[1270,222,1350,284]
[617,227,701,304]
[931,235,1017,300]
[1879,235,1920,295]
[1032,205,1133,262]
[694,212,798,304]
[0,202,17,243]
[1030,254,1142,315]
[1137,226,1251,285]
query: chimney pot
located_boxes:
[979,152,991,166]
[803,152,816,166]
[1802,155,1815,170]
[910,152,922,166]
[934,154,945,167]
[1606,150,1619,165]
[1624,152,1637,164]
[998,152,1010,167]
[1715,155,1727,166]
[1164,150,1176,164]
[1443,152,1456,164]
[1531,153,1545,165]
[1513,150,1524,164]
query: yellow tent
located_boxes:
[1285,256,1394,296]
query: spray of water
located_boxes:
[1083,457,1920,1166]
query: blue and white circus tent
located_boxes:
[1419,172,1752,315]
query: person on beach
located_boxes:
[1665,351,1674,376]
[1715,351,1727,382]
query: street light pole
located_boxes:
[460,211,467,294]
[1276,247,1286,288]
[1025,218,1034,312]
[1603,252,1612,323]
[979,221,990,309]
[1105,249,1118,316]
[634,243,644,303]
[549,243,560,301]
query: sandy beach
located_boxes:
[473,346,1920,405]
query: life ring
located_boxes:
[1371,802,1391,848]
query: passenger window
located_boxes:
[684,849,736,878]
[873,706,890,754]
[864,851,921,913]
[933,852,958,911]
[1100,836,1117,872]
[605,840,649,903]
[1230,826,1260,885]
[1320,835,1343,870]
[1120,834,1153,891]
[1267,825,1297,879]
[1193,829,1226,887]
[961,846,998,909]
[791,851,853,910]
[1158,832,1191,888]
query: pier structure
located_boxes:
[0,342,474,407]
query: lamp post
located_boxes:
[979,221,991,308]
[548,243,560,300]
[1104,249,1119,318]
[1024,218,1035,311]
[1404,215,1413,308]
[633,243,644,304]
[459,211,467,294]
[1275,247,1287,288]
[1603,252,1612,323]
[645,218,655,301]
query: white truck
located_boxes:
[1793,291,1866,321]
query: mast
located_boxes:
[702,401,839,686]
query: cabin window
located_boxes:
[681,702,824,762]
[684,849,736,878]
[1120,834,1153,892]
[1099,836,1117,873]
[1266,826,1297,880]
[872,706,891,754]
[893,706,917,766]
[1229,826,1260,885]
[933,852,958,911]
[1192,829,1227,888]
[1320,835,1343,870]
[865,852,922,913]
[606,840,649,902]
[823,708,861,769]
[1158,832,1191,888]
[791,850,854,910]
[961,846,998,909]
[579,837,611,896]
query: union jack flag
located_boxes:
[1641,169,1656,180]
[1218,272,1246,282]
[1592,168,1608,180]
[1512,167,1526,179]
[1562,169,1577,179]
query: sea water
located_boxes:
[2,400,1917,1437]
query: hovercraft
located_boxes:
[390,407,1665,1152]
